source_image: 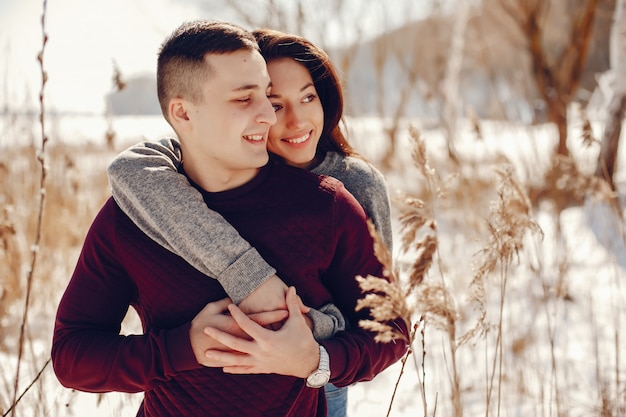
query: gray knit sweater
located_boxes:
[107,138,393,338]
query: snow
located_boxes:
[1,113,625,416]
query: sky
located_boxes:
[0,0,430,116]
[0,0,236,115]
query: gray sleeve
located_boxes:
[360,175,393,253]
[107,138,346,338]
[106,138,276,304]
[308,303,347,340]
[334,160,393,253]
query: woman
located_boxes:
[107,28,392,417]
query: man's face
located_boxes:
[181,49,276,190]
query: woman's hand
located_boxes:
[203,287,320,378]
[189,297,288,367]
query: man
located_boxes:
[51,20,408,417]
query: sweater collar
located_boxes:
[185,163,274,202]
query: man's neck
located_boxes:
[183,160,260,193]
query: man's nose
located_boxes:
[257,98,277,125]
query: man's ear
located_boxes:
[169,98,190,130]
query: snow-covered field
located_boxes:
[1,113,624,416]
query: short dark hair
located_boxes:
[157,20,259,120]
[253,28,355,157]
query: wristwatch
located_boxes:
[306,345,330,388]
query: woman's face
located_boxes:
[266,58,324,169]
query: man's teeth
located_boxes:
[285,133,309,144]
[245,135,264,141]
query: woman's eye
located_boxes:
[272,103,282,112]
[303,94,316,103]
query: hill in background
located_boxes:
[107,2,614,121]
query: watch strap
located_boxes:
[305,345,330,388]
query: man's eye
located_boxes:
[237,97,251,103]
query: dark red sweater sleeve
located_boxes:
[318,179,409,387]
[51,199,200,393]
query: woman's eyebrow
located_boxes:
[268,82,314,99]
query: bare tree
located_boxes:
[375,9,423,170]
[595,0,626,189]
[441,0,470,164]
[199,0,366,54]
[500,0,599,156]
[369,1,450,170]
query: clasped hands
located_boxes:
[190,279,320,379]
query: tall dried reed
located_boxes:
[358,126,462,417]
[356,121,623,417]
[0,2,115,414]
[9,2,50,416]
[461,165,542,417]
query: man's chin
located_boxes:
[252,153,270,167]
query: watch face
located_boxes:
[306,345,330,388]
[307,372,330,388]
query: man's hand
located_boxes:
[203,287,320,378]
[190,297,288,367]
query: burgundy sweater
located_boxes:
[52,162,408,417]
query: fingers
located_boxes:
[204,319,257,353]
[203,348,250,368]
[203,289,319,377]
[294,290,311,314]
[227,303,272,341]
[248,310,288,327]
[286,287,306,318]
[198,297,232,316]
[221,365,255,374]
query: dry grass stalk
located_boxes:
[356,220,410,344]
[0,146,113,416]
[407,223,437,293]
[464,165,541,339]
[460,164,542,416]
[409,125,438,190]
[486,166,538,258]
[0,206,23,346]
[414,281,456,337]
[366,219,395,282]
[356,275,411,343]
[540,154,615,212]
[360,127,445,314]
[579,106,598,148]
[10,2,50,415]
[112,59,127,92]
[398,197,428,251]
[355,220,414,417]
[401,127,458,333]
[355,132,449,412]
[402,126,462,416]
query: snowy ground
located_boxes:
[1,113,624,416]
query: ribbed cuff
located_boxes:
[216,248,276,305]
[308,303,346,340]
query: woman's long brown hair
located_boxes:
[253,28,357,158]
